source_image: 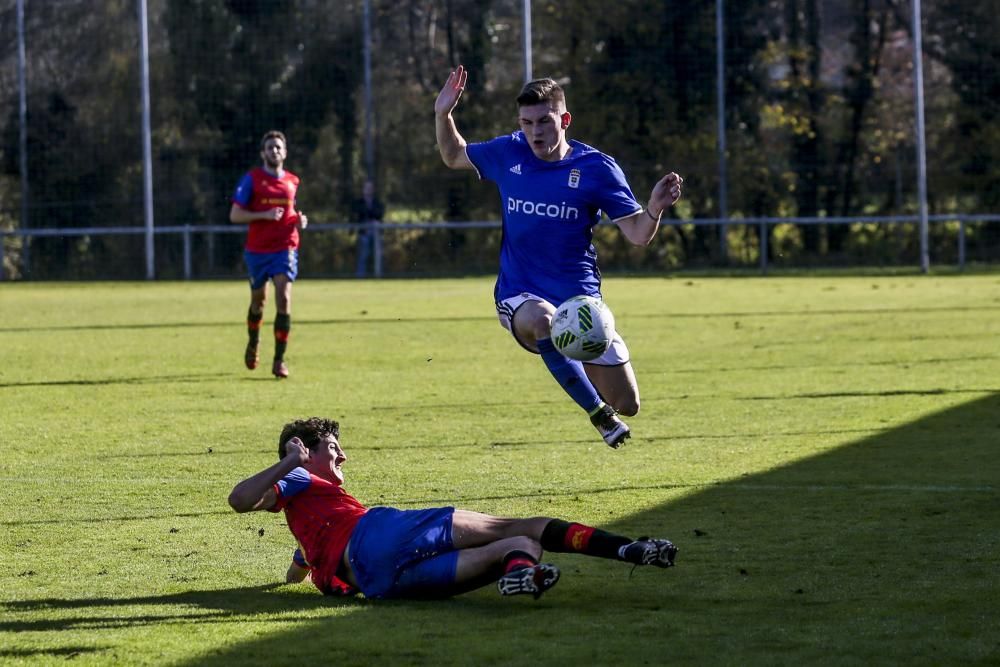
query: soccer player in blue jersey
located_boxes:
[229,417,679,600]
[434,66,683,448]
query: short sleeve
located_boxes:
[594,158,642,222]
[292,547,310,568]
[232,172,254,207]
[269,467,312,512]
[465,134,515,182]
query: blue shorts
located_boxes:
[347,506,458,599]
[244,249,298,290]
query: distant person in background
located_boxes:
[229,130,308,379]
[434,66,683,448]
[353,179,385,278]
[228,417,679,600]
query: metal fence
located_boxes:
[4,214,996,281]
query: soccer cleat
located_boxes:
[245,341,260,370]
[590,403,631,449]
[497,563,561,599]
[272,359,289,379]
[622,538,678,568]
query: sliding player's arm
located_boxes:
[286,548,311,583]
[228,438,309,512]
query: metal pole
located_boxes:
[363,0,374,182]
[362,0,382,278]
[138,0,155,279]
[715,0,728,263]
[911,0,929,273]
[759,222,768,275]
[958,220,965,270]
[522,0,532,83]
[183,225,192,280]
[17,0,29,278]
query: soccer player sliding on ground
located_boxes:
[434,66,683,448]
[229,418,678,600]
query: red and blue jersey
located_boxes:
[269,467,368,595]
[466,132,641,306]
[232,167,302,253]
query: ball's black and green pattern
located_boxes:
[549,295,616,361]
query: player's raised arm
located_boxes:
[434,65,474,170]
[228,438,309,512]
[616,172,684,246]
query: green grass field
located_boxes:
[1,275,998,665]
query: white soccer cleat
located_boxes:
[497,563,561,599]
[622,538,678,568]
[590,403,631,449]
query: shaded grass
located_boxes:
[0,275,998,665]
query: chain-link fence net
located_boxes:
[0,0,997,279]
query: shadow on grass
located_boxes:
[670,354,1000,374]
[4,394,998,663]
[0,510,231,527]
[2,303,998,334]
[0,373,232,389]
[0,647,107,659]
[0,584,344,633]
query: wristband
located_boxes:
[645,208,661,221]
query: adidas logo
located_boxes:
[509,164,522,175]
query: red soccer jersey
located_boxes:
[232,167,302,253]
[269,468,368,595]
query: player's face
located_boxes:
[518,101,570,161]
[306,435,347,484]
[261,138,287,169]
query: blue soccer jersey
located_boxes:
[466,131,642,306]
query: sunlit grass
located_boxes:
[1,275,998,665]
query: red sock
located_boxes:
[502,550,538,574]
[541,519,632,560]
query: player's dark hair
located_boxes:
[278,417,340,459]
[516,78,566,107]
[259,130,287,151]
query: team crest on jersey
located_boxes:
[568,169,581,189]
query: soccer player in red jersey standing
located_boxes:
[230,131,308,379]
[229,418,679,600]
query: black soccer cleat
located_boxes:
[622,538,678,568]
[245,340,260,370]
[590,403,631,449]
[497,563,561,599]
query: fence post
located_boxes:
[759,221,768,275]
[183,225,192,280]
[958,219,966,271]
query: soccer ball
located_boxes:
[550,295,616,361]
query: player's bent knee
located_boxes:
[615,396,640,417]
[503,536,542,560]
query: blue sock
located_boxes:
[537,338,602,413]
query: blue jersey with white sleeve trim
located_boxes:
[466,131,642,306]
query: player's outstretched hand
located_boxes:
[435,65,468,117]
[284,437,310,464]
[296,213,308,230]
[271,207,285,221]
[649,172,683,215]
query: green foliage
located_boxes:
[1,275,999,663]
[1,0,1000,278]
